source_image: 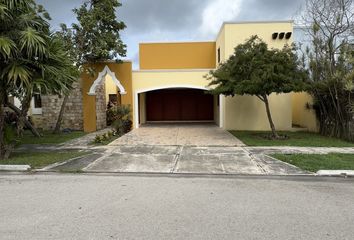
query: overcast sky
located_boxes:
[37,0,305,69]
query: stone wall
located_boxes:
[95,82,107,130]
[37,80,84,131]
[31,115,45,130]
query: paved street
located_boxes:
[0,174,353,240]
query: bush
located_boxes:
[107,105,132,135]
[106,108,116,126]
[94,135,104,144]
[93,130,117,144]
[107,131,113,138]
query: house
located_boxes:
[30,20,317,133]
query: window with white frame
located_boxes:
[31,94,42,115]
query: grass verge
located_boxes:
[0,151,87,169]
[230,131,354,147]
[271,153,354,172]
[18,130,86,145]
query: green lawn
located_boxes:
[18,130,86,145]
[272,153,354,172]
[0,151,88,169]
[230,131,354,147]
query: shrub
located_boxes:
[94,135,103,144]
[107,131,113,138]
[108,105,132,135]
[93,131,118,144]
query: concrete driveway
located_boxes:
[109,123,244,146]
[79,145,304,175]
[50,124,305,175]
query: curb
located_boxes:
[317,170,354,177]
[0,165,31,171]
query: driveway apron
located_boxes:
[76,124,306,175]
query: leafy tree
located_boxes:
[207,36,308,138]
[0,0,77,159]
[53,0,127,133]
[300,0,354,140]
[73,0,126,64]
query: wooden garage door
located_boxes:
[146,89,214,121]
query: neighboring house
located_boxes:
[28,20,318,133]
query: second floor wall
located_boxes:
[216,21,294,64]
[138,21,294,70]
[139,42,216,70]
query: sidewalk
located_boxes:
[246,146,354,154]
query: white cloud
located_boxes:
[199,0,243,38]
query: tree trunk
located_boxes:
[16,93,32,137]
[263,95,279,139]
[53,94,69,134]
[0,89,6,160]
[6,102,41,138]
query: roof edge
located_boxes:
[216,20,294,41]
[133,68,214,73]
[139,40,216,45]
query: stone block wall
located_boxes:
[31,115,45,130]
[37,80,84,131]
[95,82,107,130]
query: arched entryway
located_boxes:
[134,86,221,128]
[82,63,133,132]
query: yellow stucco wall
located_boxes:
[216,26,226,66]
[292,92,318,132]
[127,21,311,132]
[139,42,216,70]
[215,21,295,131]
[224,94,292,130]
[222,21,293,58]
[82,62,133,132]
[105,75,118,104]
[132,70,211,92]
[132,70,214,128]
[139,92,146,124]
[82,70,97,133]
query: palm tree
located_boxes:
[0,0,77,159]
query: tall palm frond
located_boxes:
[0,3,10,20]
[2,62,32,88]
[0,36,17,59]
[19,27,46,58]
[0,0,33,10]
[18,13,49,30]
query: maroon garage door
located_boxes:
[146,89,214,121]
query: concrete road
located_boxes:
[0,174,354,240]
